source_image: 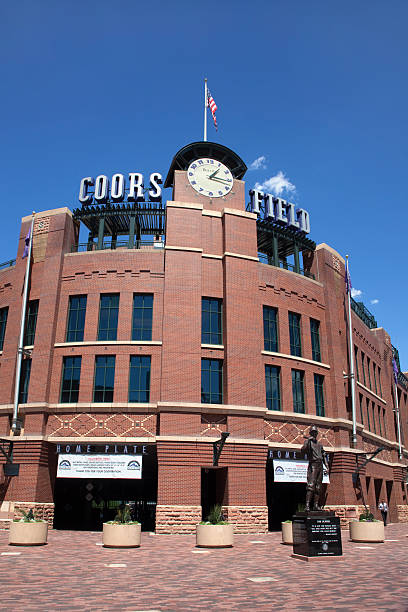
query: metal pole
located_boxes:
[393,380,403,459]
[204,78,208,142]
[346,255,357,446]
[12,212,35,433]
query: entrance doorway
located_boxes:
[53,450,157,531]
[266,460,305,530]
[201,467,227,521]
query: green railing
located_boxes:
[351,298,378,329]
[258,253,315,280]
[71,240,163,253]
[0,259,16,270]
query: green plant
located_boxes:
[107,503,140,525]
[201,504,229,525]
[282,519,292,524]
[359,510,375,522]
[13,508,44,523]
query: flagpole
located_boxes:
[204,78,208,142]
[392,367,403,460]
[12,212,35,433]
[346,255,357,446]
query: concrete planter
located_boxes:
[281,522,293,545]
[102,523,141,548]
[9,521,48,546]
[349,520,385,543]
[196,524,234,548]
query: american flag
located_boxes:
[207,89,218,131]
[392,356,399,385]
[344,263,352,295]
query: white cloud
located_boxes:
[370,299,379,305]
[249,156,267,170]
[254,171,296,196]
[351,288,362,299]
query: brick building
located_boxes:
[0,141,407,532]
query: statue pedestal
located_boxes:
[291,511,343,559]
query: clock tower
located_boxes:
[159,141,264,408]
[164,141,248,212]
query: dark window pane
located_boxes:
[24,300,39,346]
[314,373,325,416]
[201,298,222,345]
[292,369,305,413]
[19,358,32,404]
[310,319,321,362]
[129,355,151,402]
[201,359,223,404]
[265,365,281,411]
[263,306,278,352]
[60,356,82,403]
[289,312,301,357]
[66,295,87,342]
[93,355,116,402]
[0,306,8,351]
[98,294,119,341]
[132,294,153,341]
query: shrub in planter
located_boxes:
[103,504,141,548]
[281,520,293,545]
[349,509,384,543]
[9,508,48,546]
[196,504,234,548]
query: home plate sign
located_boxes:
[57,453,143,479]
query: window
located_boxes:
[24,300,39,345]
[93,355,115,402]
[202,298,223,345]
[292,369,305,413]
[129,356,151,402]
[382,408,387,436]
[371,401,376,433]
[265,365,281,411]
[367,357,372,390]
[201,359,223,404]
[289,312,302,357]
[66,296,87,342]
[359,393,364,424]
[60,356,81,403]
[354,346,359,382]
[310,319,321,362]
[98,294,119,341]
[373,364,378,395]
[0,307,8,351]
[19,358,32,404]
[378,367,382,397]
[132,294,153,341]
[314,374,325,416]
[378,406,383,437]
[263,306,278,352]
[361,353,366,386]
[366,397,371,430]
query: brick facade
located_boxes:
[0,149,406,534]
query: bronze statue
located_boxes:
[301,425,329,511]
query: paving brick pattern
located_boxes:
[1,524,407,611]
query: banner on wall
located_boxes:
[273,459,330,484]
[57,454,143,479]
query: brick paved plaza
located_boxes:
[1,524,407,611]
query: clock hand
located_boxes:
[209,177,231,184]
[209,168,220,179]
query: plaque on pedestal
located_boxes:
[292,511,342,558]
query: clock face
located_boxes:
[187,158,233,198]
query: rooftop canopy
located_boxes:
[164,141,247,188]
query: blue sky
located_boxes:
[1,1,407,367]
